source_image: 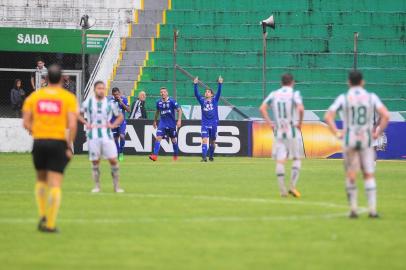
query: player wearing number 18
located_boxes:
[259,73,305,198]
[325,71,389,219]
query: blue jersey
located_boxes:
[156,97,180,128]
[108,95,128,123]
[194,83,222,126]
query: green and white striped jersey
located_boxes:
[81,96,120,140]
[263,86,303,140]
[329,87,384,149]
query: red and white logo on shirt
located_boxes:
[37,100,62,115]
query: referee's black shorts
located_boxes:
[32,139,70,173]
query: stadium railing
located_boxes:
[83,20,121,101]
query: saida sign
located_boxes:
[17,33,49,45]
[0,27,110,54]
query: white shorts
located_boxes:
[372,139,378,147]
[88,138,117,161]
[272,138,302,161]
[343,147,376,174]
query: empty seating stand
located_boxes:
[130,0,406,113]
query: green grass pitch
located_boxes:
[0,153,405,270]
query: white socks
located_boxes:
[346,179,358,212]
[92,164,100,188]
[111,164,120,190]
[290,159,301,190]
[276,163,287,195]
[365,178,377,215]
[345,178,377,215]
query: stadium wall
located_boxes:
[0,118,32,152]
[1,117,404,159]
[71,119,406,159]
[74,120,251,157]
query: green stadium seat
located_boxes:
[130,0,406,111]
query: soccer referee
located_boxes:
[22,64,78,233]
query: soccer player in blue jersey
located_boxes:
[193,76,223,162]
[149,87,182,161]
[109,87,130,161]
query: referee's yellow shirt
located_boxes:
[22,86,78,140]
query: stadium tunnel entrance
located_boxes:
[0,51,98,118]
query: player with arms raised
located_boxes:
[193,76,223,162]
[108,87,130,161]
[79,81,125,193]
[149,87,182,161]
[325,71,389,218]
[259,73,304,198]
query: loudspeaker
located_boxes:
[261,15,275,33]
[80,15,96,29]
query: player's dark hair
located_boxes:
[112,87,120,93]
[206,88,214,95]
[348,70,363,86]
[47,64,62,84]
[281,73,294,86]
[160,87,167,91]
[93,80,105,88]
[36,57,44,64]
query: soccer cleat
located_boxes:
[149,154,157,161]
[173,156,178,161]
[288,189,301,198]
[201,158,207,162]
[37,217,46,231]
[118,153,124,162]
[91,187,101,193]
[209,157,214,162]
[114,188,125,193]
[368,213,380,219]
[39,226,59,233]
[349,211,359,219]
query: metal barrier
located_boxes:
[83,20,121,101]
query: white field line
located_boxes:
[0,191,368,224]
[0,190,347,209]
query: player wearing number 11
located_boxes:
[259,73,304,198]
[324,71,389,219]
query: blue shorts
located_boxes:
[201,125,217,140]
[156,126,177,139]
[112,122,126,137]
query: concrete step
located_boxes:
[114,72,139,81]
[110,81,134,95]
[138,10,164,24]
[126,37,152,51]
[131,24,157,37]
[144,0,168,10]
[122,51,147,60]
[120,58,145,66]
[116,66,140,75]
[119,50,146,66]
